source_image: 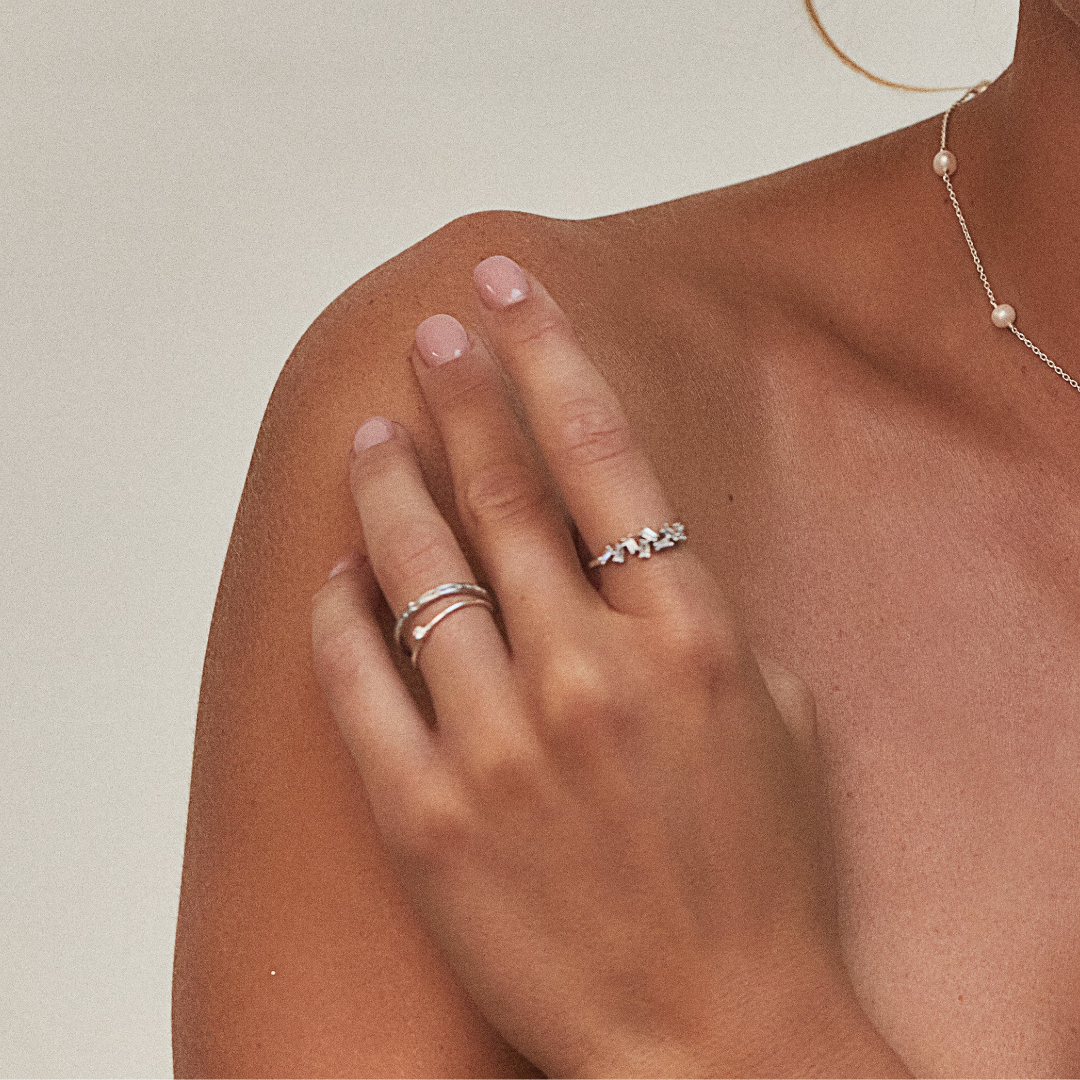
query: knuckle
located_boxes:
[378,519,451,584]
[507,313,565,351]
[458,461,547,533]
[430,362,491,413]
[659,607,746,683]
[556,399,635,472]
[391,783,472,869]
[539,653,618,728]
[312,623,366,689]
[466,740,545,802]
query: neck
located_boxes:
[958,0,1080,365]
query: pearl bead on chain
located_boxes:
[990,303,1017,329]
[932,149,956,178]
[935,82,1080,395]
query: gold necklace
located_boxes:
[934,81,1080,395]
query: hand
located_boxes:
[311,256,907,1078]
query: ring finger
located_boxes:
[349,416,514,743]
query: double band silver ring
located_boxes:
[394,582,497,667]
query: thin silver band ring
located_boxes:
[394,581,497,655]
[404,595,497,667]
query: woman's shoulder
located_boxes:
[278,106,941,421]
[257,108,945,539]
[175,207,558,1079]
[264,209,591,465]
[173,116,945,1076]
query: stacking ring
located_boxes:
[586,522,687,568]
[394,582,498,667]
[391,522,683,666]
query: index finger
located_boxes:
[471,255,701,617]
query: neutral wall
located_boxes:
[1,2,1017,1076]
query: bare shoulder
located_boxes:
[173,209,596,1080]
[601,110,942,330]
[254,209,626,519]
[173,113,936,1075]
[260,105,936,485]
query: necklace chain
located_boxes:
[937,83,1080,395]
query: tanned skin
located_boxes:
[173,1,1080,1074]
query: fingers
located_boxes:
[410,313,604,650]
[347,417,515,748]
[311,553,433,817]
[470,255,701,616]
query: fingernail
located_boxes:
[328,551,363,580]
[353,416,394,454]
[415,313,470,367]
[474,255,530,310]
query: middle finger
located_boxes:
[411,313,604,652]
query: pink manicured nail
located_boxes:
[415,313,470,367]
[328,552,363,580]
[353,416,394,454]
[474,255,530,310]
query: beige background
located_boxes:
[2,2,1017,1076]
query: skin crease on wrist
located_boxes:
[172,0,1080,1077]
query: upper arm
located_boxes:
[171,213,554,1079]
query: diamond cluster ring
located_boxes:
[586,522,687,568]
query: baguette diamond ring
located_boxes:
[586,522,687,568]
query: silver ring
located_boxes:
[586,521,687,568]
[393,581,497,654]
[404,595,496,667]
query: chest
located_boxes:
[652,360,1080,1075]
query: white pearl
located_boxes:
[991,303,1016,328]
[933,150,957,177]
